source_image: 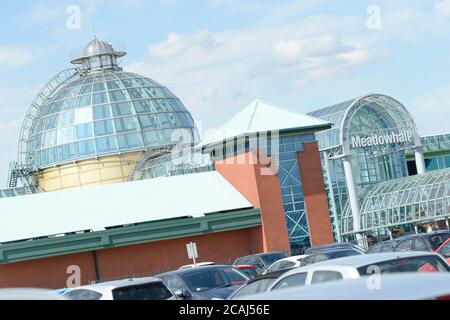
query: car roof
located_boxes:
[306,243,363,252]
[71,277,162,291]
[0,288,68,300]
[398,230,450,240]
[235,252,286,260]
[241,273,450,300]
[157,265,234,277]
[305,248,359,257]
[303,251,438,268]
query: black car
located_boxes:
[301,248,363,266]
[367,240,400,254]
[233,252,289,272]
[155,265,248,300]
[305,243,365,255]
[394,231,450,252]
[228,268,294,300]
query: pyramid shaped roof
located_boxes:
[200,99,331,148]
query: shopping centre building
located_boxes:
[0,39,449,288]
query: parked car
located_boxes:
[63,277,175,300]
[394,231,450,253]
[301,248,362,266]
[367,240,400,254]
[0,289,67,300]
[305,243,365,255]
[233,252,289,272]
[263,255,306,274]
[435,238,450,263]
[156,265,249,300]
[240,273,450,300]
[179,262,215,269]
[267,251,450,292]
[234,265,261,279]
[228,269,293,300]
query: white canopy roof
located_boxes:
[200,99,330,148]
[0,171,252,243]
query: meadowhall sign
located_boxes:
[350,131,413,148]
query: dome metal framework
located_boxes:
[17,39,199,171]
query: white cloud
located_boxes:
[406,85,450,136]
[126,13,385,126]
[0,47,33,68]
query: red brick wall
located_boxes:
[215,151,291,253]
[0,227,261,289]
[297,142,334,246]
[0,252,97,289]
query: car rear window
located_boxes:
[357,255,450,275]
[239,267,260,279]
[112,283,173,300]
[427,233,450,251]
[260,253,289,265]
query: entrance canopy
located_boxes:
[341,168,450,235]
[308,94,421,158]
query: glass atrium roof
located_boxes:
[21,40,199,170]
[307,94,420,157]
[341,168,450,235]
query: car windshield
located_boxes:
[112,283,173,300]
[357,255,450,275]
[427,233,450,251]
[183,268,248,293]
[260,253,289,265]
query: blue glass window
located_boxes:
[96,136,117,153]
[112,102,132,116]
[78,140,95,157]
[93,82,106,92]
[93,92,108,105]
[76,123,93,139]
[139,114,159,129]
[118,133,143,150]
[94,120,114,136]
[109,90,128,102]
[134,100,152,113]
[115,117,137,132]
[93,104,111,120]
[57,144,77,161]
[78,94,91,107]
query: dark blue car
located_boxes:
[156,265,248,300]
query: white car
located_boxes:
[267,251,450,291]
[263,255,306,274]
[240,273,450,300]
[64,277,175,300]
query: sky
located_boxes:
[0,0,450,185]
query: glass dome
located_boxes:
[26,68,199,169]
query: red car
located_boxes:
[234,265,261,279]
[435,238,450,264]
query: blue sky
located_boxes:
[0,0,450,184]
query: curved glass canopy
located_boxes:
[308,94,420,158]
[341,168,450,235]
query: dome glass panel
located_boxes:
[27,69,198,168]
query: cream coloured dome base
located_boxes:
[34,152,143,192]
